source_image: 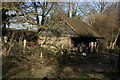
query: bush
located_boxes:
[56,49,70,65]
[108,48,119,54]
[26,46,57,60]
[2,42,23,56]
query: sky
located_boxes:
[5,1,119,30]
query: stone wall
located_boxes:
[38,36,71,50]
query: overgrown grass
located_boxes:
[2,43,71,78]
[2,42,119,78]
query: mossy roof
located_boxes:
[61,16,103,38]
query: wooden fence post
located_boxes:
[23,39,26,49]
[4,36,7,43]
[40,44,43,58]
[90,42,94,53]
[40,51,43,58]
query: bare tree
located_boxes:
[33,2,54,29]
[86,3,118,49]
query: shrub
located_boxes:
[108,48,119,54]
[56,49,70,65]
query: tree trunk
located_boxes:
[112,28,120,49]
[2,9,9,29]
[41,15,45,25]
[68,2,70,17]
[33,2,39,25]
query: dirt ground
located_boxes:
[2,52,120,79]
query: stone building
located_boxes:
[38,16,103,54]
